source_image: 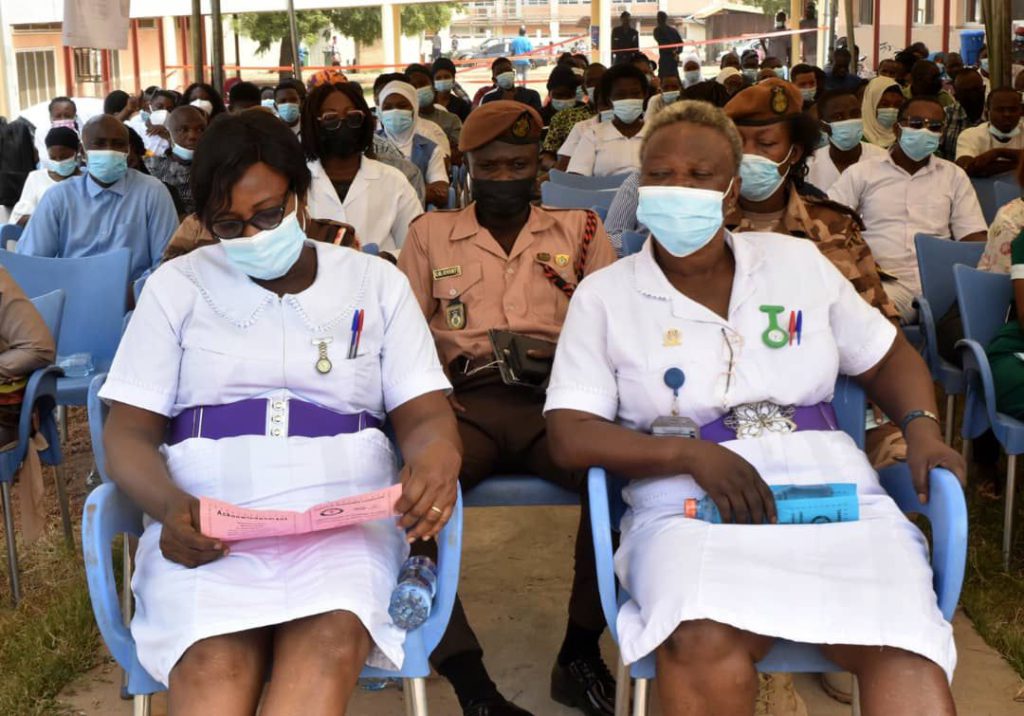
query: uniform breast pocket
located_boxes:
[431,263,483,328]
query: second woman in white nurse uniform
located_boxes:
[545,101,964,716]
[100,111,460,715]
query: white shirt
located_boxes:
[828,153,987,296]
[126,115,170,158]
[805,142,887,193]
[558,115,599,159]
[955,121,1024,160]
[567,120,646,177]
[9,169,58,224]
[305,157,422,254]
[415,117,451,159]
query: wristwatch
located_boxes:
[899,409,940,434]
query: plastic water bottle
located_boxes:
[684,483,860,524]
[58,352,94,378]
[359,677,399,691]
[388,556,437,630]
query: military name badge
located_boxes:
[446,298,466,330]
[536,252,552,262]
[433,265,462,280]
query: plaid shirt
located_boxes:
[941,103,984,160]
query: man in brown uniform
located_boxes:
[398,101,617,716]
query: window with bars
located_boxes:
[16,48,57,111]
[858,0,873,24]
[914,0,934,24]
[73,48,120,83]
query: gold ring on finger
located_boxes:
[430,505,444,515]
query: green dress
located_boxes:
[986,230,1024,417]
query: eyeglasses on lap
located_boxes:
[317,110,367,132]
[212,198,290,240]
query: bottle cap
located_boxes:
[683,498,697,519]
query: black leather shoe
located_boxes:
[550,655,616,716]
[463,695,535,716]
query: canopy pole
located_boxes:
[286,0,301,81]
[843,0,855,70]
[190,0,203,84]
[790,0,801,64]
[210,0,225,91]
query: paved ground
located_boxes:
[58,504,1024,715]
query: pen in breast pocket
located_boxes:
[348,309,364,359]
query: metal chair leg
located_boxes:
[53,465,73,547]
[404,677,428,716]
[851,675,861,716]
[57,406,67,444]
[1,482,21,606]
[1004,454,1017,570]
[632,678,649,716]
[614,657,631,716]
[133,694,151,716]
[944,394,955,445]
[121,538,134,697]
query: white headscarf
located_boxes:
[862,76,902,149]
[378,80,419,156]
[682,53,702,87]
[715,67,741,86]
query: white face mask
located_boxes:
[190,99,214,116]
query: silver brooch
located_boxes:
[723,402,797,439]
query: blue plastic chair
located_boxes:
[0,224,23,249]
[541,182,618,211]
[83,372,464,715]
[591,205,608,222]
[993,179,1020,216]
[0,289,68,605]
[588,376,967,716]
[132,275,147,305]
[953,264,1024,568]
[620,230,647,257]
[0,249,130,407]
[548,169,633,191]
[972,176,1011,225]
[462,476,579,508]
[913,234,986,443]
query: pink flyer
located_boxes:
[199,484,403,541]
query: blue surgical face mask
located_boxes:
[496,71,515,90]
[277,102,300,124]
[575,86,585,103]
[612,98,644,124]
[416,85,435,108]
[876,107,899,129]
[742,68,758,83]
[380,109,414,136]
[936,62,945,75]
[637,182,732,258]
[800,87,816,103]
[47,157,78,178]
[171,143,194,162]
[980,58,989,73]
[684,69,702,86]
[738,148,792,201]
[827,118,864,151]
[551,98,576,112]
[86,149,128,185]
[599,108,614,122]
[661,90,680,104]
[989,122,1022,142]
[140,110,151,124]
[435,79,454,92]
[261,98,276,110]
[220,210,306,280]
[774,67,788,79]
[898,126,940,161]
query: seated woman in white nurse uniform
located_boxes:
[100,110,461,715]
[544,100,964,716]
[302,81,422,256]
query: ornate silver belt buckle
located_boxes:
[723,401,797,439]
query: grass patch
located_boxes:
[960,484,1024,679]
[0,531,100,715]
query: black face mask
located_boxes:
[318,124,362,158]
[472,177,534,217]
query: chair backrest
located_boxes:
[548,169,632,191]
[88,373,111,483]
[620,230,647,257]
[0,249,130,362]
[916,234,986,321]
[0,224,23,249]
[954,264,1013,346]
[540,182,617,211]
[993,180,1020,216]
[591,205,608,222]
[29,289,65,345]
[971,176,1008,225]
[132,275,147,304]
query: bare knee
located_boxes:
[823,644,944,678]
[294,610,371,668]
[172,632,266,688]
[659,619,748,666]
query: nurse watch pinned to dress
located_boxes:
[651,367,700,439]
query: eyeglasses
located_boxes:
[900,117,944,132]
[317,110,366,132]
[211,197,290,239]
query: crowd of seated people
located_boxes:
[1,37,1022,716]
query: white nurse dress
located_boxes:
[544,231,956,679]
[99,240,450,685]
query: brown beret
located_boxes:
[458,100,543,152]
[724,78,803,126]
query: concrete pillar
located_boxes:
[549,0,559,45]
[381,3,401,68]
[592,0,611,66]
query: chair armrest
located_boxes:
[81,483,148,673]
[587,467,621,643]
[914,296,940,379]
[15,365,63,466]
[419,486,463,655]
[879,465,967,621]
[956,338,997,439]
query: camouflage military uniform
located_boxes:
[727,188,900,324]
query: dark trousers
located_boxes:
[429,369,605,667]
